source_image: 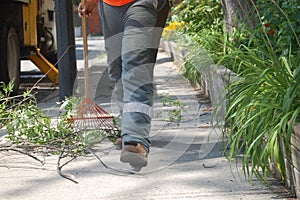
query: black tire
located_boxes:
[41,29,58,67]
[0,23,20,95]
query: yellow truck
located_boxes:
[0,0,58,93]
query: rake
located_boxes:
[70,0,119,137]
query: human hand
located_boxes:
[78,0,97,18]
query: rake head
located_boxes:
[70,97,120,136]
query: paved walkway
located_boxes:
[0,37,294,200]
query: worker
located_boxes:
[78,0,169,170]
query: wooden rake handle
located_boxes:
[81,0,90,98]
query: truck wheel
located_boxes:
[0,24,20,94]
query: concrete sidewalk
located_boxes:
[0,37,294,200]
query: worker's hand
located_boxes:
[78,0,97,18]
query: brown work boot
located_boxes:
[120,142,148,170]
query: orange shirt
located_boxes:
[103,0,135,6]
[89,0,134,6]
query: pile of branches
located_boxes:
[0,83,104,183]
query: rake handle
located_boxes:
[81,0,90,98]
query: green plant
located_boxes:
[157,93,186,122]
[182,60,202,86]
[162,21,184,41]
[165,0,224,87]
[169,0,223,36]
[0,82,15,128]
[0,83,122,182]
[5,94,85,155]
[220,1,300,183]
[166,0,300,184]
[255,0,300,57]
[0,83,89,155]
[223,45,300,182]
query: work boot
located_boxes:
[120,142,148,170]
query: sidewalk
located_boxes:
[0,37,294,200]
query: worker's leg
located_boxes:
[98,1,130,82]
[97,1,131,112]
[120,0,169,153]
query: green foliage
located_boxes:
[0,82,14,128]
[166,0,224,86]
[167,0,300,184]
[0,83,86,155]
[182,60,202,86]
[219,1,300,183]
[169,0,223,35]
[223,43,300,181]
[255,0,300,57]
[0,82,121,158]
[157,93,186,122]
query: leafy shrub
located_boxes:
[167,0,300,185]
[169,0,223,35]
[219,1,300,183]
[255,0,300,57]
[0,82,85,155]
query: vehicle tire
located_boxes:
[0,23,20,95]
